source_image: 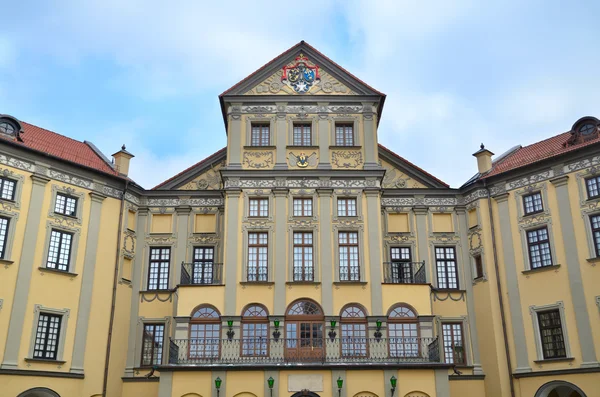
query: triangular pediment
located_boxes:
[378,145,448,189]
[221,41,384,98]
[153,148,227,190]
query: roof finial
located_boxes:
[480,143,485,150]
[122,144,126,151]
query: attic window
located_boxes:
[565,117,599,147]
[579,123,596,136]
[0,121,15,136]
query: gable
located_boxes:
[378,145,448,189]
[177,158,225,190]
[380,158,427,189]
[152,148,226,190]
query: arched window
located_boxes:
[285,299,324,361]
[388,304,419,358]
[340,304,368,357]
[189,305,220,359]
[241,304,269,357]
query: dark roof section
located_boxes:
[152,147,227,190]
[378,144,449,188]
[0,120,120,177]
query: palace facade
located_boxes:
[0,42,599,397]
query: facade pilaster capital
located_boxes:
[137,207,150,216]
[89,192,107,203]
[413,206,428,215]
[225,189,242,198]
[272,188,289,197]
[316,188,334,197]
[175,205,192,215]
[492,193,509,203]
[31,173,50,186]
[550,175,569,187]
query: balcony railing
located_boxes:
[167,337,441,366]
[180,262,223,285]
[383,261,426,284]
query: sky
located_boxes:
[1,1,599,189]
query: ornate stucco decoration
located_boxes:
[468,229,482,251]
[180,160,224,190]
[508,171,552,190]
[432,290,466,301]
[566,153,600,173]
[145,198,224,207]
[462,189,488,205]
[224,179,380,189]
[189,233,219,244]
[0,153,33,171]
[331,151,363,169]
[123,231,136,259]
[281,53,320,94]
[242,151,274,169]
[288,152,317,168]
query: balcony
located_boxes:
[383,261,426,284]
[180,262,223,285]
[167,337,441,367]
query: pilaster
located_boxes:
[228,103,243,169]
[413,205,431,283]
[365,189,383,315]
[273,188,288,314]
[224,190,241,315]
[317,188,333,314]
[317,102,331,169]
[362,102,379,170]
[274,102,288,169]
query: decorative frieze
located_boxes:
[381,197,458,207]
[225,179,380,189]
[145,198,223,207]
[0,154,33,171]
[331,150,363,169]
[242,151,274,169]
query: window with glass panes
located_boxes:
[147,247,170,290]
[442,323,465,364]
[537,310,566,359]
[189,306,220,359]
[337,198,357,217]
[339,231,359,281]
[249,198,268,217]
[293,124,311,146]
[33,313,62,360]
[247,232,268,282]
[435,247,458,289]
[0,177,15,201]
[527,227,553,268]
[390,247,413,283]
[46,230,73,272]
[141,323,164,366]
[293,198,312,217]
[54,193,77,216]
[388,305,419,358]
[335,123,354,146]
[192,247,214,284]
[340,305,367,357]
[293,232,313,281]
[591,215,600,257]
[523,192,543,215]
[250,124,270,146]
[473,254,484,279]
[241,305,268,357]
[586,176,600,199]
[0,216,9,259]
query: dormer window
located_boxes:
[565,117,599,146]
[0,121,15,136]
[580,123,596,136]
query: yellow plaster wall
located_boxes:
[449,379,485,397]
[382,285,431,316]
[195,213,217,233]
[127,209,136,230]
[388,213,409,233]
[172,371,212,397]
[122,381,159,397]
[346,370,385,397]
[151,213,173,233]
[516,373,600,397]
[432,213,453,233]
[4,375,83,397]
[393,369,436,397]
[178,286,225,316]
[467,209,477,229]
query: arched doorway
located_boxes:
[535,381,587,397]
[17,388,61,397]
[285,299,324,362]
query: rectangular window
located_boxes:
[293,232,313,281]
[248,232,268,282]
[148,247,170,290]
[537,310,566,359]
[293,198,312,217]
[442,323,465,364]
[527,227,553,268]
[0,216,9,259]
[591,215,600,258]
[0,177,15,201]
[249,198,269,217]
[474,254,484,279]
[436,247,458,289]
[339,231,359,281]
[390,247,414,283]
[523,192,543,215]
[141,323,165,366]
[33,313,62,360]
[54,193,78,217]
[251,123,270,146]
[586,176,600,199]
[335,123,354,146]
[337,198,357,217]
[293,124,311,146]
[192,247,214,284]
[46,230,73,272]
[242,323,268,356]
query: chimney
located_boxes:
[473,143,494,174]
[112,145,134,176]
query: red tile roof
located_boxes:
[0,121,119,177]
[483,131,600,179]
[378,143,449,187]
[152,147,227,189]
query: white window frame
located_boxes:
[48,185,85,225]
[529,301,572,361]
[27,305,70,362]
[40,222,81,274]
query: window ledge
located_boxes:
[140,289,176,293]
[286,145,319,149]
[25,358,67,364]
[534,357,574,364]
[522,264,561,275]
[38,267,78,277]
[286,281,321,285]
[243,146,276,150]
[239,281,275,286]
[329,146,361,149]
[432,288,466,293]
[333,281,367,286]
[0,259,14,266]
[54,212,78,219]
[177,283,224,287]
[586,257,600,263]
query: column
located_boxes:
[551,176,598,367]
[413,206,431,283]
[172,205,191,319]
[318,188,333,314]
[124,207,149,376]
[273,188,288,314]
[158,371,173,397]
[317,102,331,169]
[362,102,379,170]
[228,104,243,169]
[456,206,484,375]
[493,193,531,373]
[70,191,107,374]
[365,189,383,315]
[1,173,49,369]
[223,190,241,315]
[434,368,450,397]
[274,102,288,169]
